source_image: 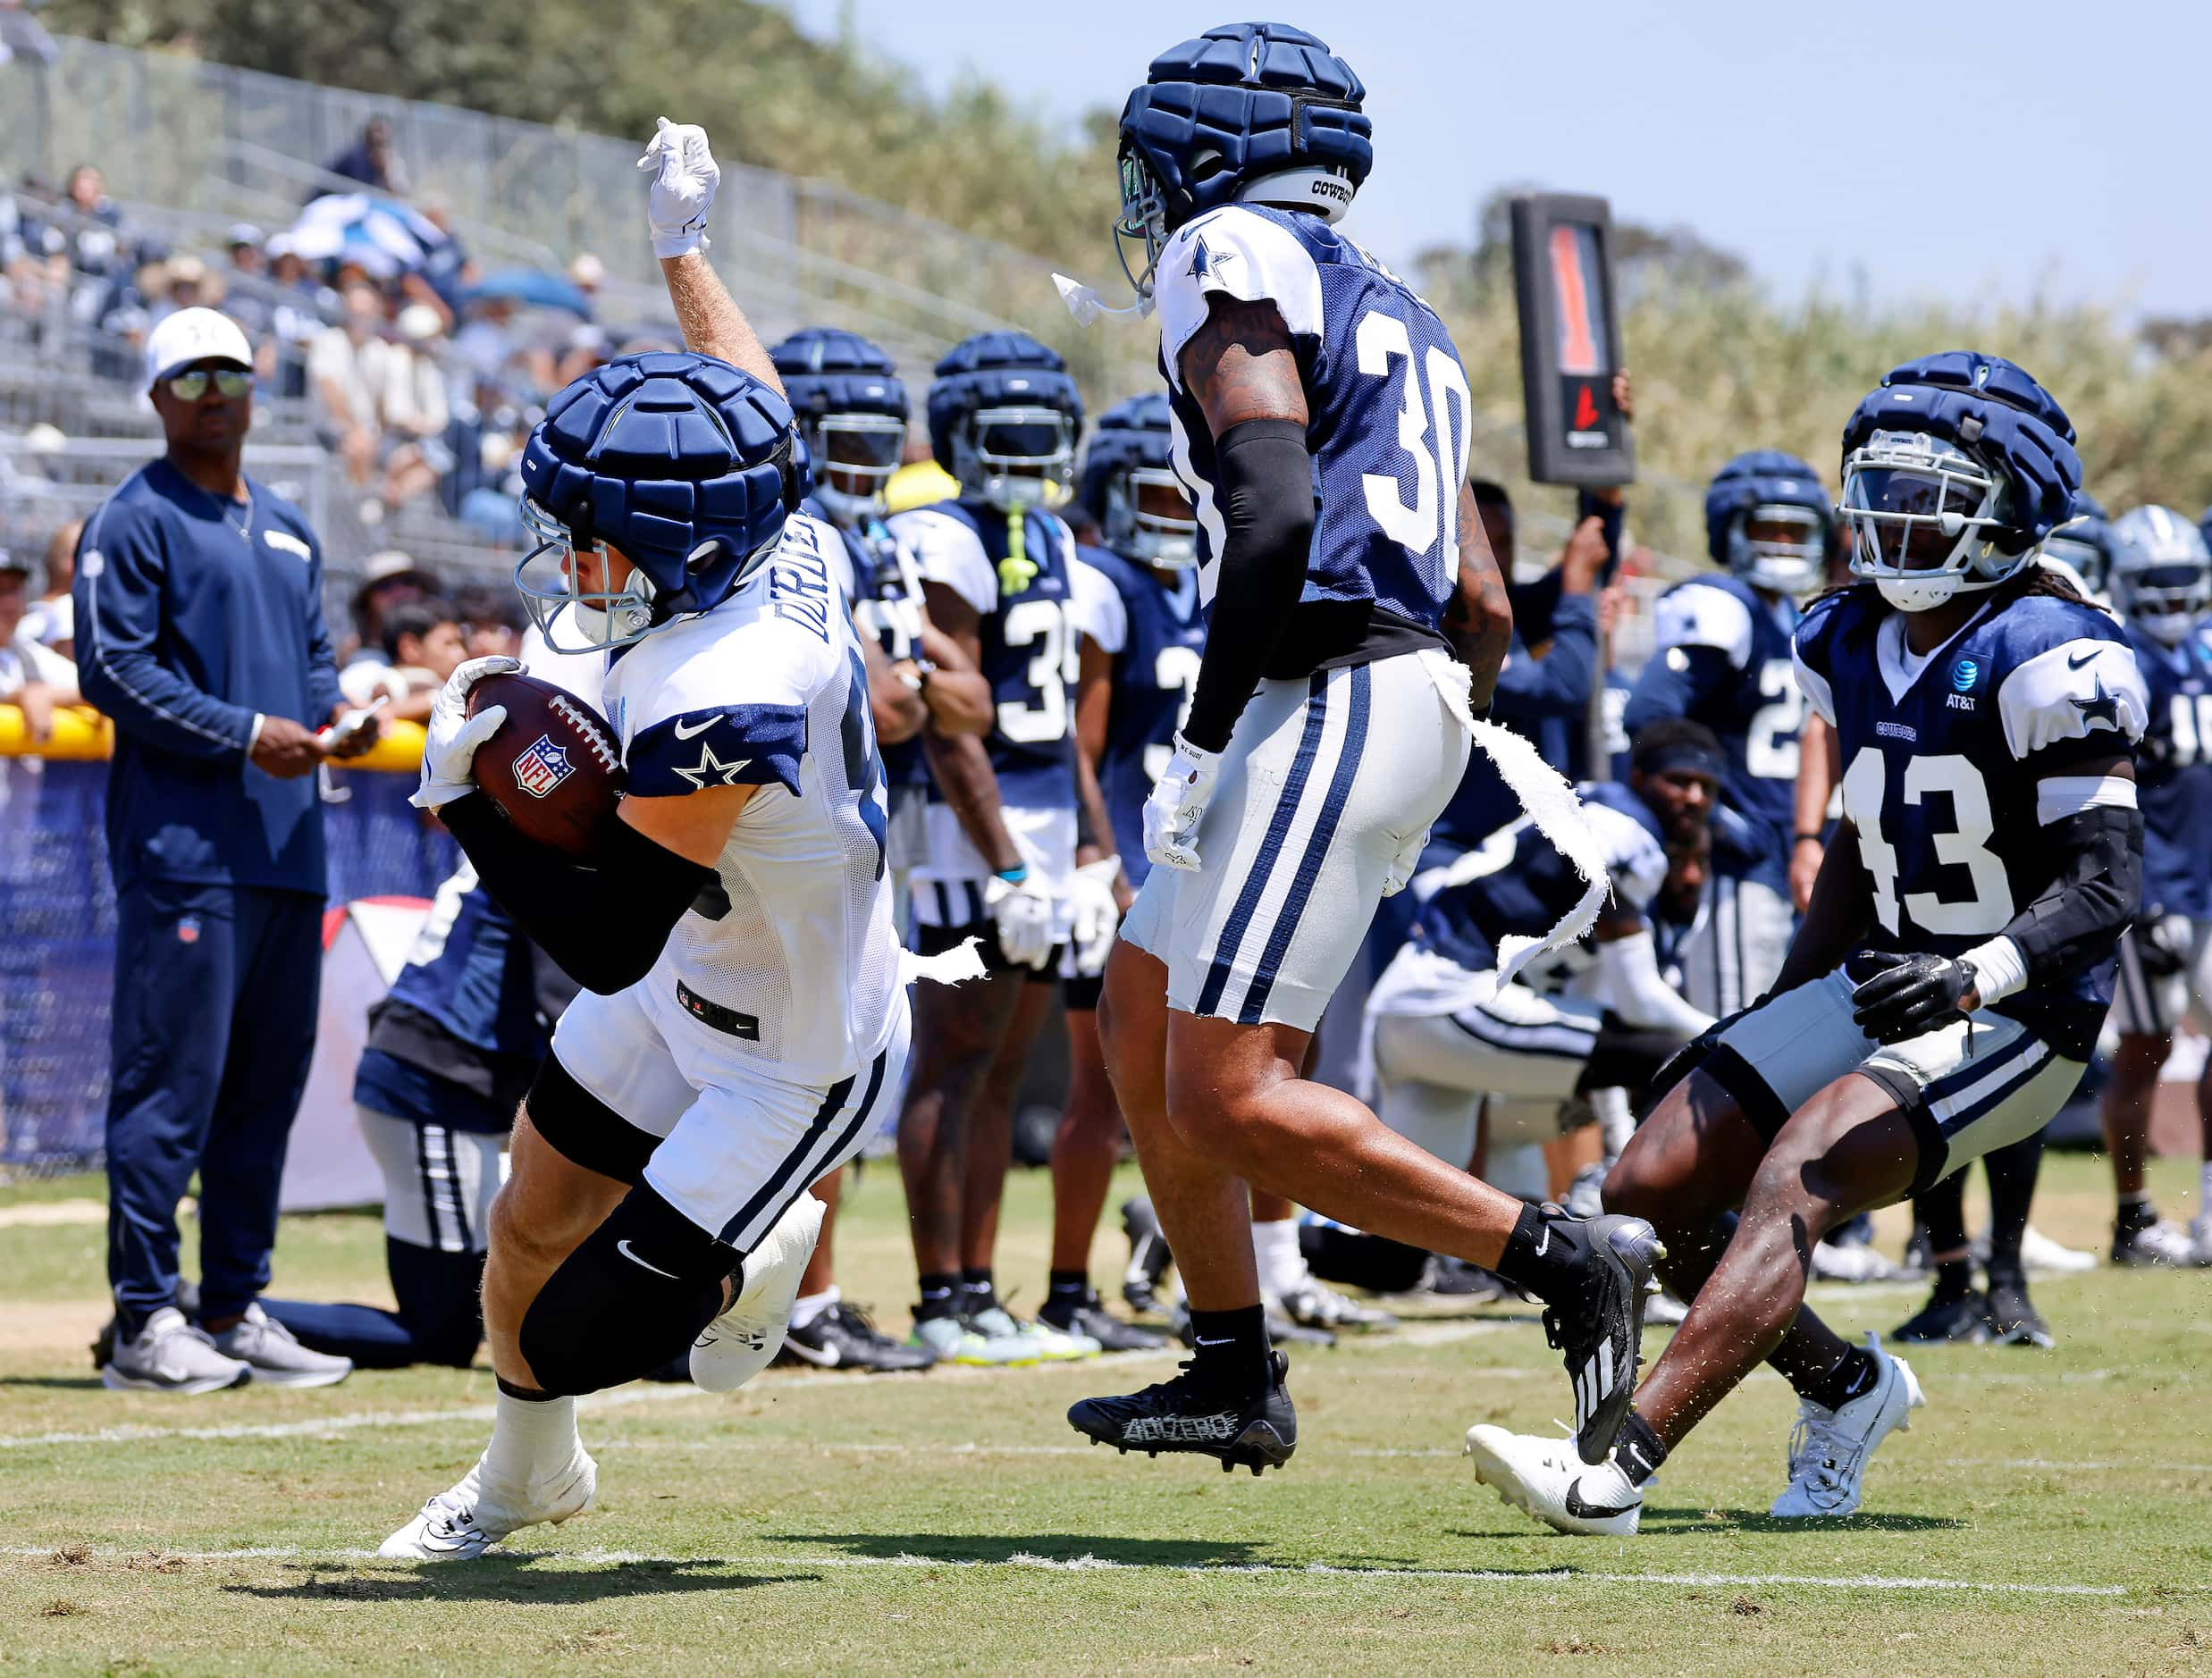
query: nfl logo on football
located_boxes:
[512,734,574,800]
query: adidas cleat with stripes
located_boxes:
[1067,1351,1297,1476]
[1544,1211,1667,1464]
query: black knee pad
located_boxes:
[1299,1222,1430,1296]
[519,1184,740,1397]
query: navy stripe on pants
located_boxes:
[105,879,323,1331]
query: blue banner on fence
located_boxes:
[0,759,457,1172]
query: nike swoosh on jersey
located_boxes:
[673,716,718,740]
[617,1238,681,1279]
[1563,1481,1638,1520]
[2067,650,2099,669]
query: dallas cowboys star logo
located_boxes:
[1187,236,1238,282]
[2071,675,2121,733]
[672,740,753,789]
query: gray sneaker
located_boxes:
[210,1303,353,1389]
[103,1305,249,1395]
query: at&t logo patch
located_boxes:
[512,734,573,800]
[1951,658,1980,692]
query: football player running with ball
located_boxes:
[1062,22,1665,1476]
[1468,352,2148,1534]
[380,120,932,1559]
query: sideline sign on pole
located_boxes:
[1510,193,1633,486]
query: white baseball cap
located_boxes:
[144,307,254,390]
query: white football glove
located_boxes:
[983,869,1057,970]
[636,116,719,259]
[1066,857,1124,977]
[410,655,522,810]
[1141,733,1221,873]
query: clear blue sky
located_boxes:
[785,0,2210,319]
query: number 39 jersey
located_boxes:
[2122,620,2212,922]
[597,510,901,1087]
[887,498,1078,810]
[1071,543,1207,889]
[1151,204,1474,632]
[1793,585,2149,1060]
[1627,575,1803,847]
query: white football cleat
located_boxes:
[691,1193,825,1393]
[1463,1424,1643,1537]
[378,1447,597,1561]
[1769,1332,1924,1519]
[2014,1225,2098,1275]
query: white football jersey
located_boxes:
[598,510,901,1086]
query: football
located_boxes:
[464,672,625,857]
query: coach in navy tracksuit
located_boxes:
[77,308,378,1394]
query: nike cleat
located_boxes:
[1463,1424,1643,1537]
[1042,1289,1168,1353]
[1982,1273,2055,1348]
[909,1313,1034,1367]
[1891,1288,1989,1345]
[378,1447,596,1561]
[1272,1279,1397,1334]
[692,1193,824,1393]
[1543,1210,1667,1464]
[969,1304,1099,1361]
[2113,1214,2199,1268]
[1067,1351,1297,1475]
[779,1301,938,1372]
[1769,1332,1924,1518]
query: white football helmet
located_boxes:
[1840,429,2030,612]
[2109,505,2211,645]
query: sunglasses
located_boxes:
[164,368,253,401]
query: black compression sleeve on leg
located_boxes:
[1981,1128,2046,1276]
[1914,1170,1970,1255]
[1179,418,1316,754]
[442,794,713,995]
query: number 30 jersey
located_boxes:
[887,498,1079,810]
[1624,574,1803,849]
[597,510,902,1087]
[1151,204,1474,635]
[1792,585,2149,1060]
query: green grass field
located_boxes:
[3,1153,2208,1676]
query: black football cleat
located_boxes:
[1981,1272,2054,1349]
[1067,1351,1297,1475]
[1891,1288,1990,1345]
[1541,1210,1668,1464]
[1042,1290,1169,1353]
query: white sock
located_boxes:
[1252,1218,1308,1299]
[1590,1086,1635,1162]
[484,1389,577,1489]
[790,1286,838,1330]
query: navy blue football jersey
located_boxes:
[889,498,1079,809]
[354,861,571,1133]
[2124,619,2212,922]
[1151,205,1474,632]
[1073,544,1207,888]
[1624,575,1803,846]
[1794,587,2149,1059]
[1409,781,1668,977]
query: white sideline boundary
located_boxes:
[0,1543,2128,1596]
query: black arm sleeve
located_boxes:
[441,795,716,997]
[1179,418,1316,755]
[1999,805,2141,987]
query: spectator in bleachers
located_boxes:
[451,582,523,659]
[337,595,463,722]
[448,292,520,390]
[0,549,76,743]
[322,118,408,197]
[379,303,452,513]
[412,195,478,318]
[74,308,378,1394]
[260,235,329,396]
[342,549,439,672]
[308,281,395,489]
[21,519,81,658]
[224,226,263,279]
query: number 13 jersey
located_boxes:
[1152,204,1474,641]
[1792,583,2149,1060]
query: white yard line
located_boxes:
[0,1543,2130,1596]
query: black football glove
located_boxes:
[2129,912,2186,979]
[1847,951,1978,1045]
